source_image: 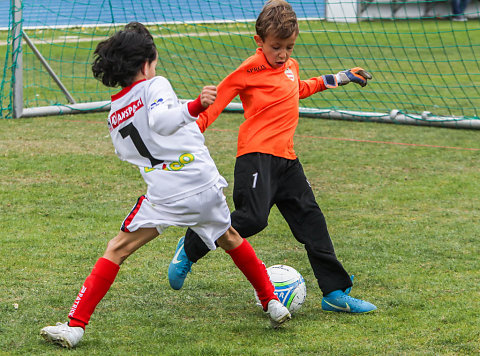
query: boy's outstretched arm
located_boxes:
[298,67,372,99]
[196,72,242,133]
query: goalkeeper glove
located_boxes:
[322,67,372,89]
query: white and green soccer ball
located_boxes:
[255,264,306,314]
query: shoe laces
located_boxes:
[330,292,369,307]
[178,259,193,277]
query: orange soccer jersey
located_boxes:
[197,48,328,160]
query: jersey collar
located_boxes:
[111,79,146,102]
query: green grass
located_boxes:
[0,113,479,355]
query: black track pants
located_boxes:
[184,153,352,295]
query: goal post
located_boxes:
[6,0,111,119]
[1,0,480,129]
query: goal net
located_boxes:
[1,0,479,128]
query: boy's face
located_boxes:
[254,33,297,69]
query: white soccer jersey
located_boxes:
[108,76,220,204]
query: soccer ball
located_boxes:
[256,264,306,314]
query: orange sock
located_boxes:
[68,257,119,329]
[226,239,277,310]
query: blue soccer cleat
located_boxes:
[168,236,194,290]
[344,275,354,295]
[322,280,377,314]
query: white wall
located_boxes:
[326,0,480,22]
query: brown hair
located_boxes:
[255,0,299,40]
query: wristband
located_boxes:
[187,95,206,117]
[322,74,338,89]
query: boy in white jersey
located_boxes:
[40,22,290,349]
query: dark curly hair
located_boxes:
[255,0,299,40]
[92,22,157,88]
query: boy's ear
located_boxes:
[140,61,147,75]
[254,35,263,48]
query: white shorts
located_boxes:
[121,177,230,250]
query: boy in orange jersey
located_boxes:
[169,0,377,313]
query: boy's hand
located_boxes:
[200,85,217,108]
[187,86,217,117]
[336,67,372,87]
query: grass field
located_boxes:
[0,112,479,355]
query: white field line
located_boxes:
[0,25,327,46]
[0,30,254,46]
[0,17,322,31]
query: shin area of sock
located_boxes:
[226,239,276,309]
[67,257,120,327]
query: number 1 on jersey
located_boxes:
[119,122,164,167]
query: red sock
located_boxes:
[68,257,120,329]
[226,239,277,310]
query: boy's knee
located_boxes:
[217,227,242,250]
[104,236,132,264]
[233,215,268,237]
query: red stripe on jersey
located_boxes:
[121,195,146,233]
[111,79,146,102]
